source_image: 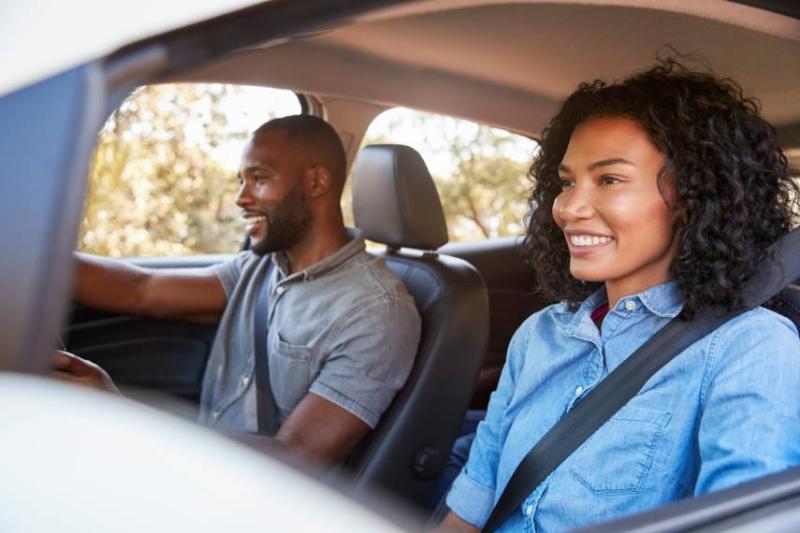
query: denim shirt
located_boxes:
[446,281,800,532]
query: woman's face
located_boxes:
[552,116,676,301]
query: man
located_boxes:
[54,115,422,466]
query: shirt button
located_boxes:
[574,386,584,397]
[525,504,534,516]
[275,285,286,295]
[211,411,219,419]
[625,300,637,311]
[241,376,250,388]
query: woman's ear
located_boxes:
[307,164,333,198]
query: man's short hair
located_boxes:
[253,115,347,189]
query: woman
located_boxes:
[438,59,800,531]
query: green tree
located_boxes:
[81,84,245,256]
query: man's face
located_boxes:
[236,130,312,256]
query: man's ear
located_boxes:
[306,165,332,198]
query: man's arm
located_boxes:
[274,392,371,465]
[266,296,420,466]
[74,252,228,323]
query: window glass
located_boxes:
[354,107,538,242]
[80,83,301,257]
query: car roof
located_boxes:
[171,0,800,142]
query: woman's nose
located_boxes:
[557,185,595,222]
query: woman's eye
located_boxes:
[558,177,574,189]
[601,175,621,185]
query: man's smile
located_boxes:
[242,212,268,236]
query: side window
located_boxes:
[80,83,301,257]
[355,107,538,242]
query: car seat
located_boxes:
[342,144,490,509]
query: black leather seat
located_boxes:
[342,144,490,509]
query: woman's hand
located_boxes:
[52,350,121,395]
[433,512,479,533]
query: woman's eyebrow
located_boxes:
[558,158,635,173]
[588,158,636,170]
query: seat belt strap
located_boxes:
[482,227,800,532]
[254,259,280,436]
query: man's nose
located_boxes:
[235,181,251,207]
[558,184,595,221]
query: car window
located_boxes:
[79,83,301,257]
[349,107,539,243]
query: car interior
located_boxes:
[19,0,800,529]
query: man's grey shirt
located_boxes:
[198,229,421,432]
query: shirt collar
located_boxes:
[636,280,684,318]
[554,280,684,334]
[273,228,365,281]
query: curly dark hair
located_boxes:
[523,57,799,319]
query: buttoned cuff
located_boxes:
[445,470,496,528]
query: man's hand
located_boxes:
[52,350,121,395]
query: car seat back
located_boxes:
[343,144,489,508]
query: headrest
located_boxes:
[351,144,449,250]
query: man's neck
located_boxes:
[283,225,349,275]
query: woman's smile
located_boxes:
[564,230,615,255]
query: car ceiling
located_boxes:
[172,0,800,144]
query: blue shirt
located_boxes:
[446,281,800,532]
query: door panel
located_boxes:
[0,65,106,373]
[440,237,546,408]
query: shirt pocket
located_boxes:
[269,332,312,415]
[569,405,671,495]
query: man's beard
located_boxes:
[249,183,312,256]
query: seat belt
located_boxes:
[482,227,800,532]
[254,259,280,436]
